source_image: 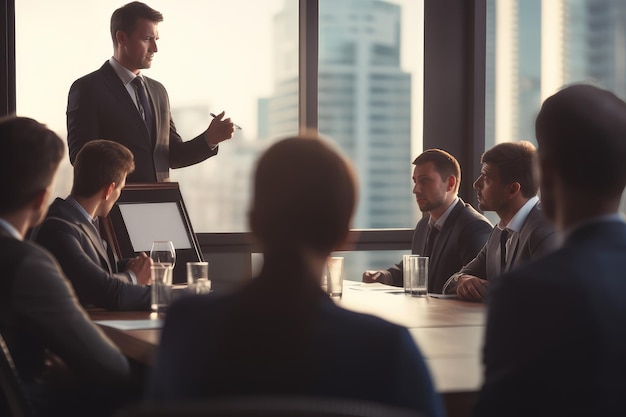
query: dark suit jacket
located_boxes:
[148,255,445,417]
[383,198,493,293]
[0,227,129,384]
[67,61,218,182]
[473,220,626,417]
[448,202,557,287]
[31,198,150,311]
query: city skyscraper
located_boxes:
[261,0,414,230]
[486,0,626,150]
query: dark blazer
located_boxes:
[0,227,129,384]
[148,256,445,417]
[448,202,557,285]
[67,61,218,182]
[31,198,150,311]
[473,220,626,417]
[383,198,493,293]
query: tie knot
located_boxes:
[132,76,144,88]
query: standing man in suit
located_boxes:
[442,141,557,301]
[362,149,492,294]
[67,1,235,183]
[148,135,445,417]
[473,85,626,417]
[0,116,131,416]
[32,140,153,311]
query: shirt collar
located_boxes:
[66,196,97,225]
[501,195,539,233]
[0,218,22,240]
[109,56,140,86]
[430,197,459,231]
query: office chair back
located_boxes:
[115,396,427,417]
[0,332,37,417]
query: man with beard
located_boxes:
[363,149,492,294]
[442,141,557,301]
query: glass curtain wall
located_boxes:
[15,0,291,232]
[486,0,626,218]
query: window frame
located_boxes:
[1,0,487,254]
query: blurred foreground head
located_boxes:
[249,134,358,256]
[535,84,626,225]
[0,116,64,216]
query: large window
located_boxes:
[12,0,429,280]
[317,0,423,273]
[15,0,423,238]
[15,0,292,232]
[486,0,626,147]
[318,0,423,231]
[485,0,626,218]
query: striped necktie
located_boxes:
[131,76,154,140]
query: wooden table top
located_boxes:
[89,281,486,394]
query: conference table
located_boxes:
[89,281,486,417]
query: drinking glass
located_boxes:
[151,264,172,313]
[187,261,211,294]
[150,240,176,269]
[326,256,344,297]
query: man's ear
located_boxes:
[103,183,116,201]
[507,182,522,199]
[116,30,127,47]
[446,175,457,192]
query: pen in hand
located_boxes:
[210,112,242,130]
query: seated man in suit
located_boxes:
[362,149,492,293]
[0,116,131,416]
[473,85,626,417]
[148,135,445,417]
[32,139,152,311]
[442,141,558,301]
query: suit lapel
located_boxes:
[486,230,501,279]
[503,233,518,273]
[428,200,463,275]
[52,198,114,274]
[101,62,154,148]
[79,222,114,274]
[507,204,540,270]
[143,79,159,146]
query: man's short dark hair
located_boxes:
[481,141,538,198]
[0,116,64,214]
[413,149,461,192]
[536,83,626,195]
[250,135,357,255]
[111,1,163,46]
[71,140,135,198]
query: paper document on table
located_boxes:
[94,319,164,330]
[345,282,404,292]
[428,293,457,299]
